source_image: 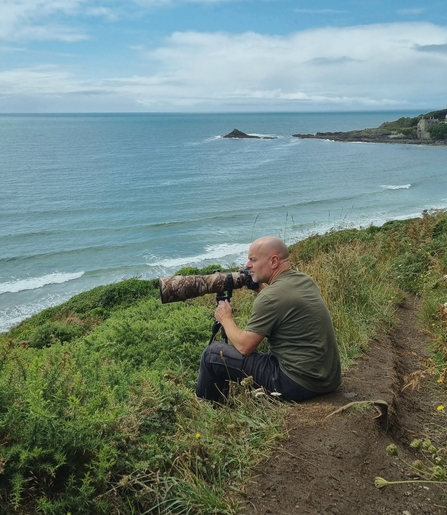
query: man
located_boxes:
[196,236,341,402]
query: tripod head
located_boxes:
[209,273,235,344]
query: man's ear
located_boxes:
[271,255,280,268]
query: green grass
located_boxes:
[1,209,447,514]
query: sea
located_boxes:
[1,111,446,333]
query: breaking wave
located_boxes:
[0,272,85,295]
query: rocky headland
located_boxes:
[224,110,447,145]
[292,108,447,146]
[292,128,447,145]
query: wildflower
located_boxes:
[438,378,444,384]
[412,460,424,471]
[437,405,445,412]
[118,475,130,487]
[386,444,398,456]
[374,477,389,489]
[410,439,422,450]
[431,466,446,480]
[241,376,254,387]
[195,433,201,439]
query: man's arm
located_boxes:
[214,300,264,355]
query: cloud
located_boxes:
[0,65,84,95]
[131,23,447,109]
[0,0,239,42]
[415,43,447,54]
[307,56,360,65]
[397,8,426,16]
[0,0,90,41]
[85,6,118,21]
[1,22,447,111]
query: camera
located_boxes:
[159,269,259,304]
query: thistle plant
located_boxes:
[376,438,447,489]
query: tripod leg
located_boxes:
[209,319,229,344]
[209,320,222,345]
[220,326,228,344]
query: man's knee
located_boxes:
[201,341,245,373]
[200,343,212,364]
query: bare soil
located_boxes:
[237,296,447,514]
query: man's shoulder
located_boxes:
[256,270,302,300]
[264,270,319,300]
[272,269,311,285]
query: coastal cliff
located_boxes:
[293,109,447,145]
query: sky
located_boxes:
[0,0,446,113]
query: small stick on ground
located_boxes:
[326,400,389,419]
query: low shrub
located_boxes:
[1,210,447,513]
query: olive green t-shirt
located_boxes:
[244,269,341,393]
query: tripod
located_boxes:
[208,290,233,344]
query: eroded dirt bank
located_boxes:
[238,296,447,514]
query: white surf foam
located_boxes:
[0,272,85,295]
[380,184,412,190]
[147,242,249,272]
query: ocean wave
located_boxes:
[380,184,412,190]
[1,221,200,252]
[204,135,222,143]
[247,133,278,139]
[279,138,302,147]
[185,135,221,146]
[0,272,84,295]
[147,242,249,273]
[0,290,79,333]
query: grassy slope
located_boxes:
[1,210,446,514]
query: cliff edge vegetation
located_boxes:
[293,108,447,144]
[0,210,447,514]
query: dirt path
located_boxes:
[238,296,447,514]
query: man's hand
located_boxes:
[214,299,264,355]
[214,299,233,323]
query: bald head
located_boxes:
[251,236,289,261]
[247,236,290,284]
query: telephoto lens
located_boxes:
[159,270,258,304]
